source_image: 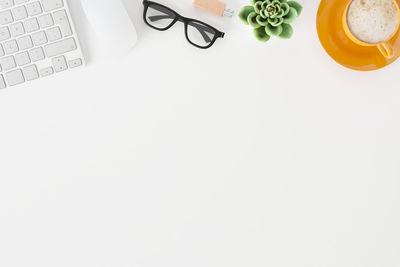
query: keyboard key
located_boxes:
[0,0,14,9]
[44,37,75,57]
[0,10,13,24]
[46,25,60,41]
[16,35,32,49]
[0,55,16,70]
[0,44,4,56]
[23,64,39,81]
[0,74,5,89]
[9,21,24,36]
[68,58,82,68]
[39,66,52,76]
[41,0,62,12]
[15,51,30,65]
[3,39,18,54]
[24,17,38,33]
[52,55,66,72]
[15,0,29,4]
[28,46,43,61]
[31,30,46,45]
[6,68,24,86]
[0,26,10,40]
[11,6,27,20]
[53,9,71,36]
[26,1,41,16]
[38,13,52,28]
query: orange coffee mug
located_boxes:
[342,0,400,59]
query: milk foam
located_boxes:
[347,0,399,44]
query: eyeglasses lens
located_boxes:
[145,4,176,30]
[186,21,216,48]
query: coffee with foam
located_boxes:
[347,0,399,44]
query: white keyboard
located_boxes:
[0,0,84,89]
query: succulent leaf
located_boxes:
[267,17,283,26]
[254,1,263,13]
[254,27,271,42]
[281,3,290,15]
[238,6,255,24]
[259,11,267,19]
[277,8,285,17]
[248,12,261,28]
[283,7,297,24]
[256,15,269,26]
[287,1,303,16]
[265,24,283,36]
[278,23,293,38]
[261,1,269,12]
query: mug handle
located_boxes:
[378,42,394,59]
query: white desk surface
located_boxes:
[1,0,400,266]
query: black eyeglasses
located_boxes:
[142,0,224,49]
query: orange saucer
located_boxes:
[317,0,400,71]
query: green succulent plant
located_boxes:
[238,0,302,42]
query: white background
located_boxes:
[1,0,400,266]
